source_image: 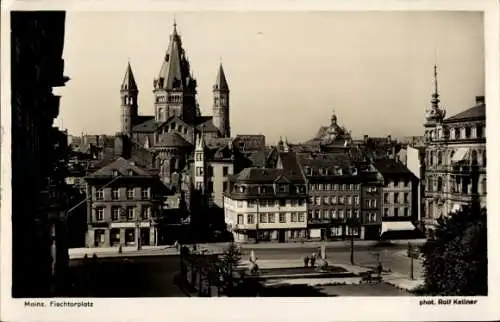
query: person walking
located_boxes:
[304,256,310,267]
[310,252,317,268]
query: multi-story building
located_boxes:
[11,11,70,297]
[358,162,384,239]
[423,65,486,235]
[84,157,165,247]
[296,152,363,240]
[224,165,308,243]
[374,159,420,239]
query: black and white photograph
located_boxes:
[1,1,499,321]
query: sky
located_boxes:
[55,11,485,144]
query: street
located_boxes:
[238,245,424,279]
[64,255,186,297]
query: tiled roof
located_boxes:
[195,118,220,133]
[86,157,152,178]
[278,152,305,181]
[205,137,232,149]
[245,150,268,168]
[373,159,413,176]
[296,152,355,176]
[231,167,295,183]
[132,117,156,132]
[444,103,485,122]
[154,132,192,147]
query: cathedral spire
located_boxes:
[121,61,138,91]
[214,62,229,91]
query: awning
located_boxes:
[451,148,470,162]
[380,221,416,235]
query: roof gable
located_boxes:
[87,157,152,178]
[444,103,485,123]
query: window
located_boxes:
[305,167,312,175]
[291,212,298,222]
[237,201,243,208]
[331,209,337,219]
[279,184,287,193]
[299,213,305,222]
[321,184,327,191]
[248,200,255,208]
[207,181,214,193]
[96,189,104,201]
[394,180,399,187]
[112,170,119,177]
[339,210,344,219]
[465,127,471,139]
[279,199,286,207]
[126,207,135,220]
[260,213,267,223]
[279,213,286,223]
[268,213,275,223]
[111,188,119,200]
[111,207,120,220]
[141,188,150,199]
[354,209,359,218]
[127,188,134,200]
[482,178,487,194]
[339,196,345,204]
[207,166,214,177]
[95,207,104,221]
[237,215,244,224]
[247,214,255,224]
[314,197,321,205]
[223,166,229,176]
[384,208,389,217]
[347,196,352,205]
[346,209,352,219]
[477,126,483,139]
[404,207,409,217]
[332,196,338,204]
[437,177,443,192]
[128,170,135,176]
[196,167,204,176]
[141,206,150,219]
[369,213,376,222]
[298,199,304,206]
[384,193,389,203]
[223,182,228,192]
[323,196,329,205]
[354,196,359,205]
[314,209,320,219]
[394,192,399,203]
[394,208,399,217]
[196,153,203,161]
[404,193,409,203]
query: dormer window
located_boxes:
[305,167,312,175]
[337,168,343,175]
[112,170,119,177]
[239,186,246,193]
[128,170,135,176]
[279,184,287,193]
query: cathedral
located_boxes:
[117,21,232,188]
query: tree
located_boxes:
[420,203,487,295]
[215,242,242,295]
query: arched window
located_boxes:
[465,127,471,139]
[437,177,443,192]
[430,151,435,166]
[471,150,478,165]
[450,128,455,140]
[437,151,443,165]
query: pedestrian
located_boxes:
[377,262,383,277]
[310,253,316,268]
[118,244,122,254]
[304,256,310,267]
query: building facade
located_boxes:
[423,66,486,235]
[224,168,308,243]
[11,11,70,297]
[374,159,420,238]
[84,157,165,247]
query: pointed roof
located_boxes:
[155,22,193,91]
[86,157,152,178]
[196,133,206,151]
[121,62,138,91]
[213,63,229,91]
[155,132,192,148]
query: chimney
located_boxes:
[475,96,485,104]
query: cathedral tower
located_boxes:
[120,62,138,135]
[212,63,230,137]
[153,21,197,124]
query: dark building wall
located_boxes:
[11,11,68,297]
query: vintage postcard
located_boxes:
[1,0,499,321]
